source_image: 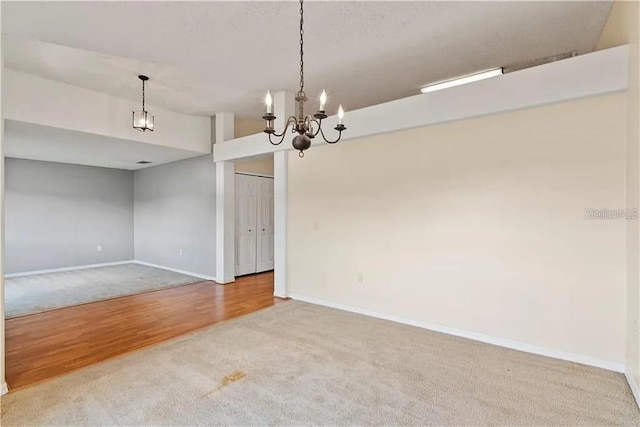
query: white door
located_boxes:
[256,177,275,272]
[235,174,258,276]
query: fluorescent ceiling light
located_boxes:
[420,68,503,93]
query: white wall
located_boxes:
[134,155,216,278]
[288,93,627,368]
[598,0,640,404]
[3,69,211,155]
[234,118,263,138]
[235,155,274,176]
[4,158,134,274]
[621,0,640,405]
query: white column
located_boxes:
[273,91,294,297]
[274,91,295,132]
[215,112,234,145]
[274,151,289,297]
[215,113,236,284]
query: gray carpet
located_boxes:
[4,263,202,318]
[1,301,638,426]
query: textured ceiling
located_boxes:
[2,1,613,119]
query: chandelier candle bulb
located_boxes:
[338,105,344,125]
[265,91,273,114]
[319,90,327,111]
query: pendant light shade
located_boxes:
[133,75,154,132]
[133,110,154,132]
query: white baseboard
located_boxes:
[626,371,640,409]
[289,293,625,373]
[133,260,216,282]
[1,382,8,395]
[4,260,134,278]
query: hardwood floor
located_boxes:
[5,271,281,391]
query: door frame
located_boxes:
[216,155,286,297]
[214,105,289,298]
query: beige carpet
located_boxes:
[5,264,201,318]
[1,301,638,426]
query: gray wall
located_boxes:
[4,158,134,274]
[134,155,216,278]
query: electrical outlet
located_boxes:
[97,245,102,252]
[179,249,184,256]
[357,272,364,283]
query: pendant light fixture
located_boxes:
[132,75,154,132]
[262,0,346,157]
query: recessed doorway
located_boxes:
[234,173,275,277]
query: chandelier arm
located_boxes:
[318,124,344,145]
[268,116,298,144]
[309,118,323,138]
[286,115,298,133]
[268,132,287,146]
[270,127,287,138]
[303,115,315,134]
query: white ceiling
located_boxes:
[2,1,613,119]
[4,120,205,170]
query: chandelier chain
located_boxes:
[299,0,304,94]
[141,79,145,110]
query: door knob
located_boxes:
[262,228,265,231]
[249,229,252,232]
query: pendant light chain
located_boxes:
[299,0,304,95]
[141,78,146,110]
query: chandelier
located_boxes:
[262,0,346,157]
[133,75,154,132]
